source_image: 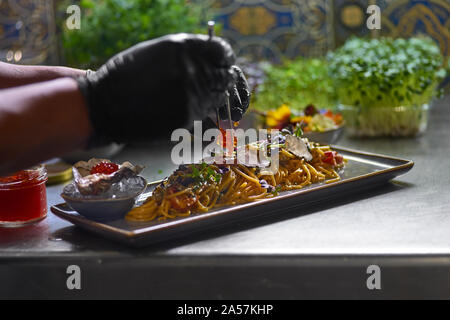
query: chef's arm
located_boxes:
[0,61,86,89]
[0,78,92,176]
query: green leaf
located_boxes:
[294,125,303,137]
[252,57,337,111]
[328,36,444,108]
[60,0,208,69]
[271,186,282,196]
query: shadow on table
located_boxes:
[0,221,51,248]
[48,180,414,253]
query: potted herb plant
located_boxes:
[328,37,446,137]
[251,57,337,111]
[245,57,342,143]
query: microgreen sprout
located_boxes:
[187,163,222,185]
[328,37,446,108]
[271,186,282,196]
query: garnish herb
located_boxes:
[271,186,282,196]
[294,125,303,137]
[187,163,222,185]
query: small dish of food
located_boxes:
[259,104,344,144]
[302,126,344,146]
[61,159,146,222]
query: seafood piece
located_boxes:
[285,135,313,161]
[73,159,144,196]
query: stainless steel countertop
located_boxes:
[1,96,449,299]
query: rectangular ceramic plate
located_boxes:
[51,146,414,247]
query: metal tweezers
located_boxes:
[208,21,233,132]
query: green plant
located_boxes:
[328,37,446,108]
[328,37,446,137]
[252,57,337,111]
[61,0,209,69]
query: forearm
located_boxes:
[0,78,92,175]
[0,61,86,89]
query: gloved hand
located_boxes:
[77,33,237,146]
[218,65,251,122]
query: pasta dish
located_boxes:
[126,132,345,222]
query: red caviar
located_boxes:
[90,162,119,175]
[0,166,48,227]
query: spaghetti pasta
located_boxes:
[126,141,345,222]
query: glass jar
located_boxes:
[0,166,48,227]
[338,103,430,138]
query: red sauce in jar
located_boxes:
[0,166,48,226]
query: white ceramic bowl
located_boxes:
[302,125,345,145]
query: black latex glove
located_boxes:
[77,33,236,146]
[218,65,251,122]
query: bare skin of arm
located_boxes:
[0,61,86,89]
[0,78,92,176]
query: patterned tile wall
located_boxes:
[380,0,450,57]
[0,0,448,65]
[201,0,449,61]
[196,0,335,62]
